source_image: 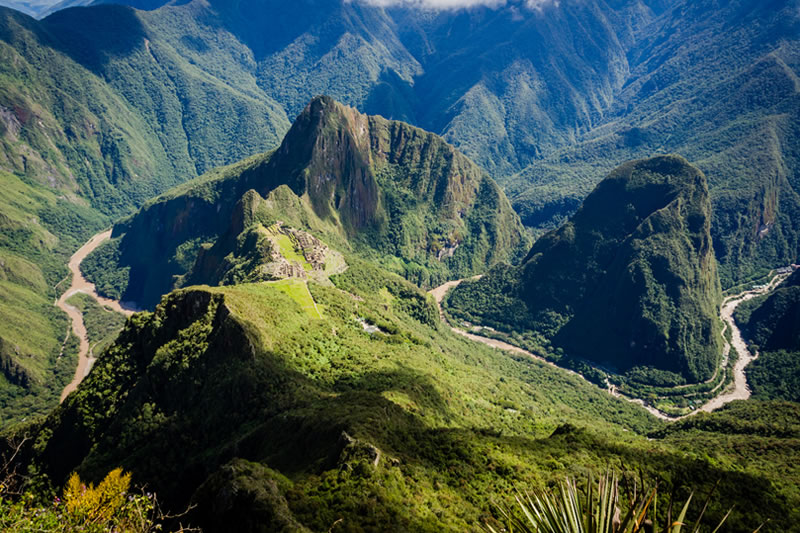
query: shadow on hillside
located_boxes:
[42,5,146,73]
[204,0,332,61]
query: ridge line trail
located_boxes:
[430,271,791,421]
[57,230,137,402]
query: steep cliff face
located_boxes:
[261,96,383,231]
[447,155,722,383]
[270,96,528,275]
[547,156,722,381]
[96,96,529,308]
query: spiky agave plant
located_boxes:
[486,472,738,533]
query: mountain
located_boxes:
[8,254,795,531]
[0,0,796,417]
[0,0,796,285]
[505,0,800,286]
[446,155,722,385]
[735,269,800,401]
[21,0,798,289]
[87,96,529,309]
[0,3,293,422]
[0,4,797,527]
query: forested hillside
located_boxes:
[447,156,722,386]
[17,0,797,288]
[0,1,796,414]
[7,256,797,531]
[0,1,797,529]
[0,4,290,421]
[88,96,529,308]
[735,269,800,401]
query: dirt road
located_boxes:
[56,230,136,402]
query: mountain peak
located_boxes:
[447,155,722,385]
[266,95,378,230]
[103,96,529,306]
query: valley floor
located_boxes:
[431,270,793,421]
[56,230,137,402]
[56,230,793,419]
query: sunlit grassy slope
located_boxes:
[13,256,798,531]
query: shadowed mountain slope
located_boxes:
[447,155,722,384]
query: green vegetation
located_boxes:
[0,0,796,431]
[0,168,107,426]
[488,471,732,533]
[0,466,181,532]
[93,97,529,308]
[0,324,78,430]
[652,400,800,524]
[0,1,291,425]
[5,0,788,292]
[500,2,800,289]
[0,2,796,529]
[734,271,800,401]
[79,239,130,301]
[1,253,795,531]
[736,271,800,352]
[746,350,800,402]
[65,292,127,356]
[448,156,722,386]
[263,280,321,319]
[272,234,311,272]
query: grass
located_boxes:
[272,233,312,272]
[263,279,322,319]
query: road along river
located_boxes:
[430,270,792,421]
[56,230,136,402]
[699,271,790,412]
[56,228,791,414]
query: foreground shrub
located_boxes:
[487,472,739,533]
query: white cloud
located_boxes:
[525,0,559,11]
[353,0,559,12]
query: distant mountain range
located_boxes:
[1,0,796,281]
[0,0,797,430]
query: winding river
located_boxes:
[430,271,791,421]
[56,229,789,415]
[56,230,136,402]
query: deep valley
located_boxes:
[0,0,798,531]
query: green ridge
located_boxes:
[91,96,530,309]
[447,156,722,385]
[6,258,795,531]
